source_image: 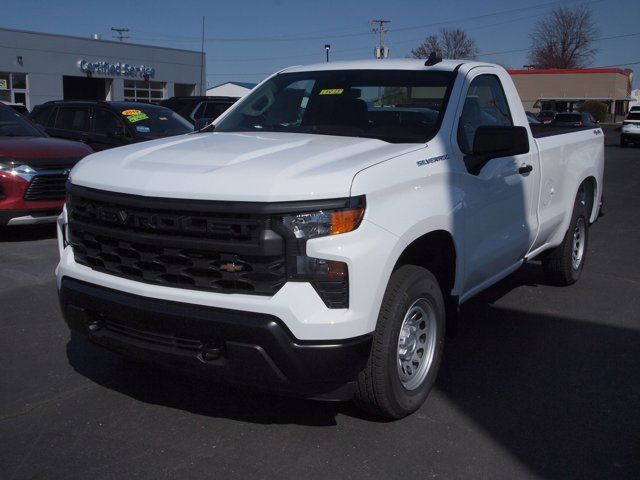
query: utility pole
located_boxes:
[200,16,206,95]
[370,19,390,59]
[111,27,130,42]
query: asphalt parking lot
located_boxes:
[1,131,638,480]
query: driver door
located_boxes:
[452,69,540,297]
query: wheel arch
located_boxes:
[393,230,458,300]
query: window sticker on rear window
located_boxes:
[319,88,344,95]
[136,125,151,133]
[121,109,142,116]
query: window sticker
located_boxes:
[136,125,151,133]
[319,88,344,95]
[126,112,149,123]
[121,109,142,116]
[159,116,168,121]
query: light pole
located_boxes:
[325,44,331,62]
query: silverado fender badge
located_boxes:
[417,154,449,167]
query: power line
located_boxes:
[127,0,593,45]
[478,31,640,58]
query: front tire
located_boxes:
[355,265,445,419]
[542,190,589,285]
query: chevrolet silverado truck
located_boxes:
[56,59,604,418]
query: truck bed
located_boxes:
[530,123,598,139]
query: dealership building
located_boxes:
[0,27,205,110]
[509,67,634,122]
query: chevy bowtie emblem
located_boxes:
[117,210,129,223]
[219,262,244,273]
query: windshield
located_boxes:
[627,113,640,120]
[118,106,192,137]
[215,70,455,143]
[0,107,42,137]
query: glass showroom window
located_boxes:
[0,72,28,106]
[123,80,165,103]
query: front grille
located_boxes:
[68,189,287,296]
[24,174,68,201]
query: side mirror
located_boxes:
[465,125,529,175]
[108,124,127,138]
[194,118,214,132]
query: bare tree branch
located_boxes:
[411,28,478,59]
[528,5,599,68]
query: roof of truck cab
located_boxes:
[280,59,490,73]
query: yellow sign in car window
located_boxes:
[319,88,344,95]
[122,109,149,123]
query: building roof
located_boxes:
[0,27,201,54]
[209,81,257,90]
[509,68,632,76]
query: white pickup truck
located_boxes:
[56,59,604,418]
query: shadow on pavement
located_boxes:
[66,262,640,477]
[0,224,57,242]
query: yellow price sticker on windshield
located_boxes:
[319,88,344,95]
[122,109,142,116]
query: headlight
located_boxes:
[0,159,37,182]
[277,196,365,309]
[280,196,365,239]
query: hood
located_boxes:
[71,132,423,201]
[0,136,93,168]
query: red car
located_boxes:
[0,104,93,226]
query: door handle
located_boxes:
[518,164,533,175]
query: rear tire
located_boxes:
[620,136,627,148]
[542,189,589,285]
[355,265,445,419]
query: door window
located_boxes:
[457,75,513,156]
[93,108,123,135]
[31,106,54,126]
[53,107,91,131]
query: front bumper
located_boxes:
[60,277,373,399]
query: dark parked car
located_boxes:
[30,101,193,151]
[159,96,238,126]
[0,103,93,226]
[525,111,541,124]
[537,110,557,124]
[552,111,599,128]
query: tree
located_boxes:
[528,6,598,69]
[411,28,478,59]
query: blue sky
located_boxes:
[3,0,639,87]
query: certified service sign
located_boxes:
[78,60,155,79]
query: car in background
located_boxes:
[621,112,640,147]
[525,111,541,124]
[30,101,193,151]
[1,100,28,115]
[629,105,640,113]
[159,96,238,126]
[551,111,599,128]
[537,110,557,124]
[0,103,93,226]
